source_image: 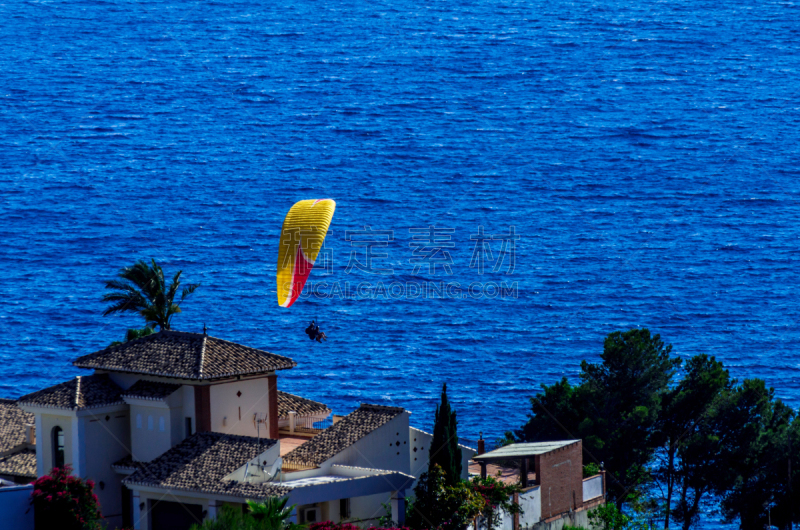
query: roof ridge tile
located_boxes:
[72,331,296,381]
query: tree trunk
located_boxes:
[682,488,702,530]
[665,439,675,530]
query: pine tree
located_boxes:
[429,383,462,486]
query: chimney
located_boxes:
[25,423,35,446]
[477,431,485,455]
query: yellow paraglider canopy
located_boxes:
[276,199,336,307]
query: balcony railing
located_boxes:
[280,414,334,436]
[295,415,332,432]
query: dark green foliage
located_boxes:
[189,498,303,530]
[429,383,462,486]
[247,498,304,530]
[407,465,483,530]
[655,354,731,530]
[578,329,680,503]
[109,326,157,347]
[583,462,601,477]
[513,328,800,530]
[588,504,656,530]
[589,504,630,530]
[407,465,521,530]
[515,377,581,444]
[717,381,799,530]
[515,329,679,505]
[102,258,199,331]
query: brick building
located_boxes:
[472,440,605,530]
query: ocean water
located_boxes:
[1,0,799,506]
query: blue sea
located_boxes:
[1,0,799,520]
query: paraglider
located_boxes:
[276,199,336,308]
[305,320,327,343]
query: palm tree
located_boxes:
[102,259,199,331]
[247,498,304,530]
[188,499,304,530]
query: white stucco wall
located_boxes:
[519,486,542,527]
[408,427,476,491]
[84,409,131,529]
[583,475,603,501]
[0,485,34,530]
[130,403,173,462]
[349,491,392,525]
[39,412,74,475]
[209,377,274,438]
[325,413,411,474]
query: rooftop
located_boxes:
[277,391,330,418]
[18,374,124,411]
[112,455,149,473]
[0,399,34,453]
[0,449,36,479]
[121,380,181,401]
[473,440,580,462]
[283,403,405,468]
[74,330,296,381]
[123,432,290,499]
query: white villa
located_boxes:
[4,330,474,530]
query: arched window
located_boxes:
[147,416,154,430]
[52,426,65,469]
[136,414,142,429]
[159,417,165,432]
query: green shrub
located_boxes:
[583,463,601,477]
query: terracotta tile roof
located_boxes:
[74,331,296,381]
[0,399,34,453]
[123,432,290,499]
[0,449,36,479]
[122,380,181,401]
[277,391,330,418]
[18,374,123,411]
[283,404,405,467]
[112,455,149,472]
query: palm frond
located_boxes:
[178,283,200,305]
[102,259,199,331]
[102,297,146,317]
[165,270,182,306]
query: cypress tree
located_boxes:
[429,383,462,485]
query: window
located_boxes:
[147,416,154,430]
[159,417,165,432]
[136,414,142,429]
[185,417,192,438]
[339,498,350,519]
[52,426,65,469]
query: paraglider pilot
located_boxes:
[305,321,327,343]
